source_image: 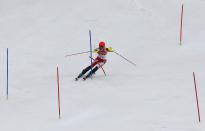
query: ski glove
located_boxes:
[107,47,114,52]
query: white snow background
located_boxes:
[1,0,205,131]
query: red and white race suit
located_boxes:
[91,48,108,68]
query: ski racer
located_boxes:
[75,41,113,80]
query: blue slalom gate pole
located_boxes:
[89,30,93,78]
[6,48,9,100]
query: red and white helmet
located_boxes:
[99,41,105,47]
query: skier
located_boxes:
[75,41,113,81]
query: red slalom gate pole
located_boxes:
[193,72,201,123]
[7,48,9,100]
[180,4,184,45]
[57,66,61,119]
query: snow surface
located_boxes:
[1,0,205,130]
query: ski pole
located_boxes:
[65,51,90,57]
[114,51,136,66]
[89,56,106,76]
[89,30,93,79]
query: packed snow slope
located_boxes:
[1,0,205,131]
